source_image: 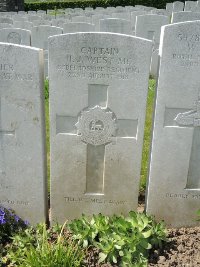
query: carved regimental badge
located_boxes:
[76,106,117,146]
[7,32,21,45]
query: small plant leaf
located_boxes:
[98,252,107,264]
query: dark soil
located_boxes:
[148,226,200,267]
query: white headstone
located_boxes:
[100,18,132,35]
[71,15,91,23]
[131,11,147,32]
[0,23,12,29]
[63,22,95,33]
[49,32,152,223]
[135,14,170,50]
[91,14,110,31]
[32,20,52,26]
[0,28,31,45]
[146,21,200,227]
[172,11,200,23]
[13,21,33,31]
[184,1,197,11]
[173,1,184,12]
[166,3,173,14]
[31,25,63,50]
[150,49,159,78]
[0,17,13,24]
[111,12,131,21]
[0,42,47,224]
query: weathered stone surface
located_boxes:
[0,28,30,45]
[146,21,200,227]
[172,11,200,23]
[99,18,132,35]
[135,14,170,50]
[184,1,197,11]
[31,25,63,50]
[150,49,159,78]
[0,23,12,29]
[49,32,152,223]
[0,43,47,224]
[13,21,33,31]
[63,22,95,33]
[173,1,184,12]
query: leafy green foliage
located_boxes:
[3,223,84,267]
[45,78,49,100]
[69,211,167,266]
[24,0,184,12]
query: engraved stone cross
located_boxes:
[164,99,200,189]
[0,96,16,189]
[56,84,138,195]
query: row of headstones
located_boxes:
[1,19,200,228]
[1,2,200,79]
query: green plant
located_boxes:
[45,78,49,100]
[24,0,183,12]
[4,223,84,267]
[69,211,167,266]
[140,79,156,192]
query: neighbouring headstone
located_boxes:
[31,25,63,50]
[49,32,152,223]
[13,21,33,31]
[71,15,91,23]
[166,3,173,14]
[130,10,147,32]
[0,42,47,224]
[135,14,170,50]
[184,1,197,11]
[0,28,31,45]
[92,14,110,31]
[0,23,12,29]
[111,12,131,21]
[150,49,159,78]
[63,22,95,33]
[100,18,132,35]
[173,1,184,12]
[0,17,13,24]
[172,11,200,23]
[146,21,200,227]
[151,9,169,17]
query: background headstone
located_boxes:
[0,28,31,45]
[100,18,132,35]
[172,11,200,23]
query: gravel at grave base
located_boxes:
[148,226,200,267]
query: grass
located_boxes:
[140,79,156,192]
[45,78,156,193]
